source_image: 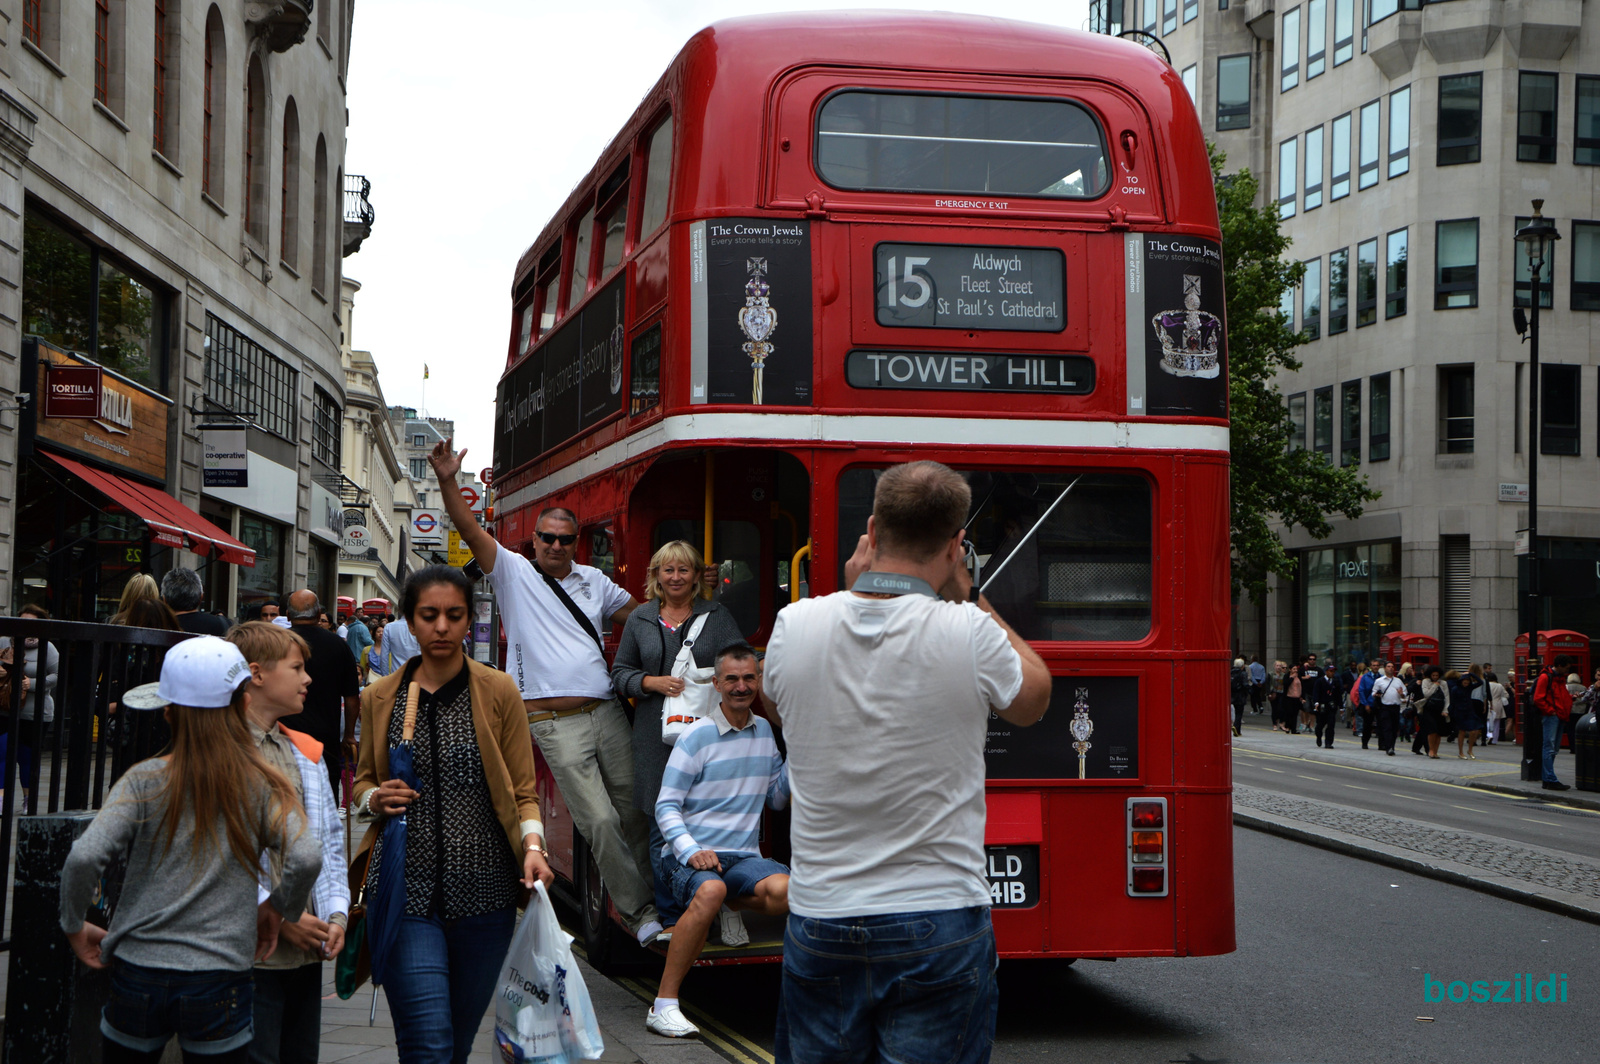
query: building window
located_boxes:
[1370,373,1391,461]
[1571,220,1600,310]
[1279,281,1295,330]
[1278,138,1297,219]
[94,0,110,105]
[1313,387,1334,457]
[312,386,340,468]
[412,434,428,447]
[1371,0,1399,22]
[409,457,428,480]
[1184,0,1198,23]
[1438,73,1482,166]
[312,135,329,294]
[1439,365,1474,454]
[1355,238,1378,326]
[1301,542,1402,666]
[153,0,180,158]
[203,6,224,199]
[1288,392,1308,450]
[1518,72,1558,163]
[1387,86,1410,177]
[1340,380,1361,466]
[1216,55,1251,130]
[23,1,43,45]
[1164,0,1177,34]
[1333,0,1354,65]
[281,100,300,269]
[1304,125,1324,211]
[1385,229,1408,318]
[1358,99,1380,189]
[1282,8,1301,92]
[1330,112,1351,199]
[204,313,298,442]
[638,115,673,239]
[1434,219,1479,309]
[1328,247,1349,333]
[244,56,267,244]
[1181,64,1197,102]
[1145,0,1158,34]
[1541,364,1581,455]
[22,206,167,392]
[1514,215,1556,309]
[1307,0,1326,78]
[1576,76,1600,164]
[1302,257,1321,340]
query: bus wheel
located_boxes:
[576,833,626,973]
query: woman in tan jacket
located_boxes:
[353,565,551,1063]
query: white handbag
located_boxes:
[661,613,716,746]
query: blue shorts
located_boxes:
[102,959,254,1055]
[663,851,788,909]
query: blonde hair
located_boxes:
[645,540,704,602]
[1400,662,1414,678]
[1468,663,1483,679]
[113,574,161,621]
[1233,658,1245,668]
[227,621,309,669]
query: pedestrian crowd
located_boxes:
[1228,651,1596,790]
[33,455,1049,1064]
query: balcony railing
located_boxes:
[343,173,374,257]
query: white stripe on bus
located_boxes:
[496,413,1229,510]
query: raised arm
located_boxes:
[428,439,497,573]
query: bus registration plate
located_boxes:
[984,845,1039,908]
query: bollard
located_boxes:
[3,813,122,1064]
[1575,712,1600,792]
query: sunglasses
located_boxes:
[536,532,578,546]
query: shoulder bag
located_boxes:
[661,613,716,745]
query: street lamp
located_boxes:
[1514,201,1560,782]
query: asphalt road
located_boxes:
[619,829,1600,1064]
[1231,744,1600,860]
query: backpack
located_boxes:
[1230,668,1250,699]
[1348,677,1362,708]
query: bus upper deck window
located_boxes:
[568,205,596,309]
[597,158,630,276]
[638,116,673,237]
[815,91,1109,199]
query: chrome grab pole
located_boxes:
[975,475,1083,594]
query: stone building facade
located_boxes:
[0,1,372,620]
[1098,0,1600,669]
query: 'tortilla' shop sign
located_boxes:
[31,340,171,481]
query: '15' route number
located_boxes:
[883,256,933,309]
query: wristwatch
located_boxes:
[525,841,548,857]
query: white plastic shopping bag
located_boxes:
[493,882,605,1064]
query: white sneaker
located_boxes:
[635,920,664,945]
[717,908,749,947]
[646,1004,699,1038]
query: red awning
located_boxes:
[43,453,257,567]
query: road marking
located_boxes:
[1520,817,1560,827]
[1297,774,1322,781]
[616,975,775,1064]
[1450,804,1481,812]
[1344,784,1370,791]
[1391,793,1426,801]
[1545,803,1600,817]
[1259,766,1285,774]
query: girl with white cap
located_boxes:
[59,636,322,1064]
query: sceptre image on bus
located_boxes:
[493,11,1235,971]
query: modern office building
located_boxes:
[0,2,372,621]
[1094,0,1600,668]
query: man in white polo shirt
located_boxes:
[431,441,661,943]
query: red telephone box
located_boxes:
[1379,632,1439,669]
[1514,630,1592,680]
[336,594,356,621]
[362,597,392,617]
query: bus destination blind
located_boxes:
[846,350,1094,395]
[874,242,1065,332]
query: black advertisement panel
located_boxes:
[1142,235,1227,418]
[705,219,812,406]
[985,676,1139,780]
[846,350,1094,395]
[495,344,545,478]
[874,242,1065,332]
[540,317,582,451]
[577,277,626,431]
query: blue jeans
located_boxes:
[383,907,516,1064]
[1542,714,1562,783]
[102,959,254,1056]
[663,851,788,909]
[776,906,998,1064]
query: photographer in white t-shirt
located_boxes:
[764,460,1051,1064]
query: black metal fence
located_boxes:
[0,617,193,951]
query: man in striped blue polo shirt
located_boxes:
[648,642,790,1038]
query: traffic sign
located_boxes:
[479,467,494,487]
[448,530,475,568]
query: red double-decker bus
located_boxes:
[493,12,1235,969]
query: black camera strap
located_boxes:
[537,564,605,655]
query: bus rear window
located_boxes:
[816,91,1109,199]
[837,468,1151,642]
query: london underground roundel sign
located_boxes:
[414,512,437,535]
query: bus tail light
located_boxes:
[1126,797,1169,897]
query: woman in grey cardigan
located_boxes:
[611,540,743,926]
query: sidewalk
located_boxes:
[317,956,730,1064]
[1232,716,1600,811]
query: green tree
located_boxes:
[1214,144,1379,607]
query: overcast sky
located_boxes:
[344,0,1093,470]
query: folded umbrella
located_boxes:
[367,680,421,986]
